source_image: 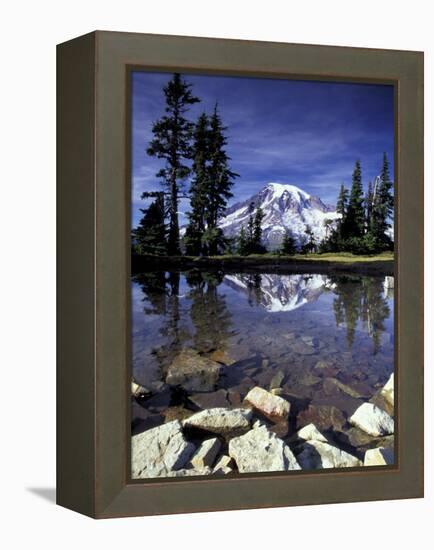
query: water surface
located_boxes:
[131,270,394,437]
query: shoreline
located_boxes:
[132,253,394,276]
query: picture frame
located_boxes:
[57,30,424,518]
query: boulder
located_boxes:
[165,349,221,392]
[188,389,229,409]
[349,403,394,437]
[269,370,285,390]
[380,374,394,407]
[131,420,195,479]
[183,407,252,437]
[364,446,394,466]
[229,425,301,473]
[297,440,362,469]
[190,438,221,469]
[297,404,346,432]
[369,390,394,417]
[213,455,234,475]
[212,455,233,472]
[296,423,328,443]
[322,377,370,399]
[131,379,151,398]
[244,386,290,421]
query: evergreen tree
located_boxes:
[184,113,210,255]
[371,152,394,249]
[365,180,374,231]
[237,226,248,255]
[132,193,166,256]
[252,206,265,252]
[346,160,365,239]
[281,230,297,255]
[147,73,200,255]
[301,225,316,254]
[204,105,239,254]
[336,183,349,239]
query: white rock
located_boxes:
[349,403,394,437]
[213,465,233,475]
[381,373,394,407]
[212,455,233,473]
[131,420,195,479]
[183,408,252,436]
[296,423,328,443]
[244,386,290,420]
[166,349,221,392]
[190,438,221,469]
[229,425,300,473]
[364,447,394,466]
[297,440,362,469]
[131,379,150,397]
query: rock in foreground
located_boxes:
[165,349,221,392]
[297,440,362,469]
[364,446,394,466]
[296,423,328,443]
[244,386,290,420]
[381,374,394,407]
[183,407,253,436]
[132,420,195,478]
[349,403,394,437]
[229,425,300,473]
[190,438,221,469]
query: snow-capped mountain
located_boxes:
[224,273,331,312]
[219,182,340,249]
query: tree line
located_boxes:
[319,154,394,254]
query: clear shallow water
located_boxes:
[131,270,394,439]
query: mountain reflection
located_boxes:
[224,273,329,312]
[133,271,393,356]
[223,272,392,351]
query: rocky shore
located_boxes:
[131,348,394,478]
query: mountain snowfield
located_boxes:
[219,182,341,249]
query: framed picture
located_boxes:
[57,31,424,518]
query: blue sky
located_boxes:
[131,71,394,227]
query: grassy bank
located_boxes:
[132,251,394,276]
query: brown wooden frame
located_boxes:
[57,31,424,518]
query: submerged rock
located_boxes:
[297,404,346,432]
[183,407,253,436]
[131,420,195,479]
[269,370,285,390]
[188,389,230,409]
[364,446,394,466]
[244,386,290,420]
[322,377,370,399]
[229,425,301,473]
[166,349,221,392]
[190,438,221,469]
[297,440,362,469]
[349,403,394,437]
[296,423,328,443]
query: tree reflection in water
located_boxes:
[330,275,391,353]
[185,270,233,354]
